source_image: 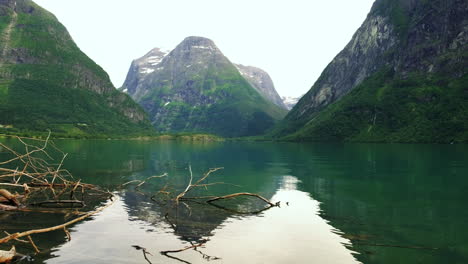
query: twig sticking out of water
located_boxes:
[132,245,153,264]
[121,173,168,190]
[175,166,224,203]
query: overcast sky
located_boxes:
[34,0,375,98]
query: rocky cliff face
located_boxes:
[275,0,468,143]
[120,48,168,95]
[234,64,286,109]
[123,36,287,137]
[287,2,399,121]
[0,0,152,136]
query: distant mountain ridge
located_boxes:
[0,0,153,137]
[121,36,287,137]
[281,96,301,110]
[274,0,468,143]
[234,64,286,109]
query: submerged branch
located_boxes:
[0,197,115,244]
[207,192,278,207]
[160,241,206,255]
[0,133,115,256]
[29,200,85,208]
[132,245,153,264]
[354,242,439,250]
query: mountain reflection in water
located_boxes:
[47,176,359,264]
[3,140,464,263]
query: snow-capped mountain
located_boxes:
[281,96,301,110]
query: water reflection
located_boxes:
[1,139,466,263]
[123,191,232,243]
[48,175,359,264]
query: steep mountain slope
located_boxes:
[120,48,168,95]
[122,36,287,137]
[275,0,467,143]
[234,64,286,109]
[0,0,153,137]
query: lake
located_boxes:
[1,139,467,264]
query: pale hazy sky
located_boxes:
[34,0,375,98]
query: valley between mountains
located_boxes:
[0,0,466,143]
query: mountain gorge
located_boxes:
[121,36,287,137]
[0,0,153,137]
[274,0,467,143]
[281,96,301,110]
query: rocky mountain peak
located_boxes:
[168,36,223,62]
[120,48,168,94]
[179,36,218,51]
[235,64,287,109]
[134,48,168,75]
[121,36,287,137]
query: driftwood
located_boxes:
[0,246,15,263]
[0,203,18,211]
[0,194,24,204]
[160,242,205,255]
[29,200,85,208]
[132,245,153,264]
[175,166,223,203]
[160,242,206,264]
[0,198,115,244]
[121,173,168,190]
[0,189,19,207]
[128,166,280,264]
[0,133,114,260]
[207,192,277,207]
[159,240,221,264]
[0,134,282,263]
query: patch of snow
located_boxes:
[140,68,155,74]
[164,102,170,107]
[147,56,163,64]
[282,96,302,110]
[156,67,164,71]
[186,65,192,68]
[123,88,128,93]
[192,45,212,50]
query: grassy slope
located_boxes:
[281,70,468,143]
[273,0,467,143]
[0,0,154,138]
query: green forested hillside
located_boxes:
[281,71,468,143]
[0,0,153,137]
[273,0,467,143]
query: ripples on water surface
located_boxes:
[0,140,467,264]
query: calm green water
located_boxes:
[1,139,467,264]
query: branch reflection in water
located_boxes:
[47,175,359,264]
